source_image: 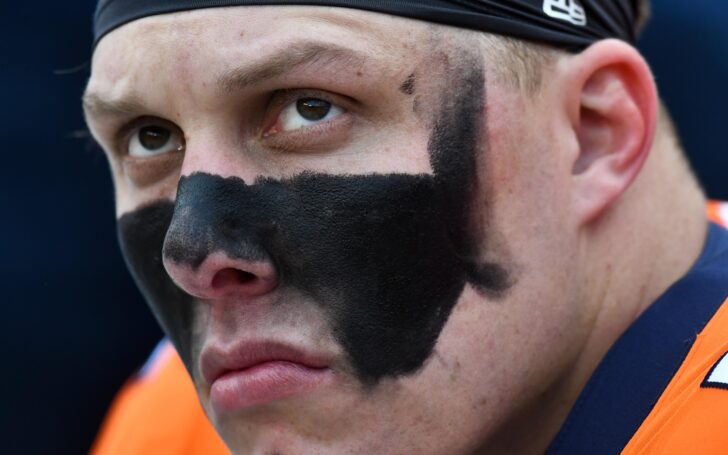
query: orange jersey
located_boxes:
[91,342,226,454]
[94,203,728,455]
[708,200,728,228]
[621,297,728,454]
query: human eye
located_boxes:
[264,95,346,137]
[127,121,185,158]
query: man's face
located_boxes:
[86,7,590,453]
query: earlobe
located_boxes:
[567,39,658,224]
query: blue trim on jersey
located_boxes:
[547,223,728,454]
[138,338,171,380]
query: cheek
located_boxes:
[113,169,181,217]
[464,94,586,395]
[479,85,574,245]
[117,201,197,369]
[483,91,537,187]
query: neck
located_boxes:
[545,118,708,453]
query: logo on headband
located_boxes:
[543,0,587,27]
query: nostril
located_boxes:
[211,268,257,290]
[164,252,278,299]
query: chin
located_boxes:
[215,418,360,455]
[202,383,368,454]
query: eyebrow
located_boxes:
[82,93,149,118]
[83,41,370,119]
[217,41,368,93]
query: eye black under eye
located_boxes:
[139,126,171,150]
[296,98,331,121]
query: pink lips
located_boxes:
[201,342,334,413]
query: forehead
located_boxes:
[88,7,440,99]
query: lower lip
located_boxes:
[209,361,334,413]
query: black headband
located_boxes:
[93,0,637,51]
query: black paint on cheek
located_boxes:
[117,202,195,369]
[116,62,511,384]
[164,172,467,383]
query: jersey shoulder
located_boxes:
[91,340,227,455]
[622,297,728,454]
[623,201,728,454]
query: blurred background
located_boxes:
[1,1,726,453]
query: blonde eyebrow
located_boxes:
[83,41,369,119]
[216,41,369,93]
[82,92,149,119]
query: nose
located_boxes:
[163,251,278,300]
[160,171,281,301]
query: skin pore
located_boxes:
[85,6,708,455]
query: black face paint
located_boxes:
[117,62,510,384]
[117,201,196,367]
[399,74,416,95]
